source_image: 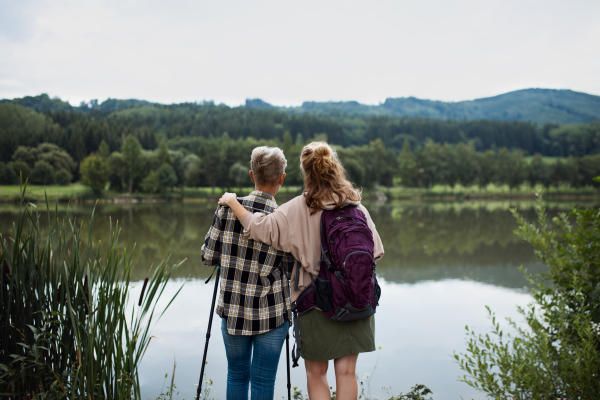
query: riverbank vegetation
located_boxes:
[1,134,599,202]
[1,96,600,200]
[455,192,600,398]
[0,183,186,398]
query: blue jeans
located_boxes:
[221,318,289,400]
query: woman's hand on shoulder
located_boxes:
[218,192,237,207]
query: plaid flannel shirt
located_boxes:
[201,191,295,335]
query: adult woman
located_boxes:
[218,142,384,400]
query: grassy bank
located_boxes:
[379,183,600,201]
[0,183,92,202]
[1,183,598,203]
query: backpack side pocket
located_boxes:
[314,278,333,312]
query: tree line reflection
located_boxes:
[1,201,592,289]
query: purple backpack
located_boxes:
[291,204,381,366]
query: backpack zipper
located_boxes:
[342,251,374,270]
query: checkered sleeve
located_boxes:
[201,206,223,266]
[281,252,295,279]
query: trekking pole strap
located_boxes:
[205,265,220,284]
[291,309,302,367]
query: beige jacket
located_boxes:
[240,194,384,302]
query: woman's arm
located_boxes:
[218,192,250,220]
[359,204,384,261]
[218,192,296,255]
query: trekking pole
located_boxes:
[196,265,221,400]
[286,332,291,400]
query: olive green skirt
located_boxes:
[298,309,375,361]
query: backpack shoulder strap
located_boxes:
[319,212,334,272]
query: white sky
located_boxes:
[1,0,599,107]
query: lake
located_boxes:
[1,199,593,399]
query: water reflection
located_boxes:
[0,200,578,287]
[0,200,595,399]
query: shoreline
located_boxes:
[1,184,598,204]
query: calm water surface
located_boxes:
[1,199,594,399]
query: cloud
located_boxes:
[0,0,39,42]
[1,0,599,105]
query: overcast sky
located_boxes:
[1,0,599,107]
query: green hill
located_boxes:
[0,94,156,113]
[261,89,600,124]
[3,88,599,125]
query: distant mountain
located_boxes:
[0,93,74,113]
[245,98,273,109]
[0,94,157,113]
[381,89,600,124]
[4,89,599,125]
[249,89,600,125]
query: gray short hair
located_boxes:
[250,146,287,185]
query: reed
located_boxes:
[0,180,186,399]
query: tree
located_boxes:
[552,159,566,188]
[141,170,160,194]
[440,142,458,188]
[157,139,172,165]
[229,163,249,192]
[185,161,204,187]
[107,152,126,191]
[398,139,418,187]
[528,154,552,188]
[283,131,293,156]
[98,140,110,159]
[80,155,108,195]
[121,135,144,193]
[157,163,177,191]
[170,151,186,187]
[496,148,527,191]
[455,141,480,187]
[199,140,222,193]
[342,157,366,188]
[30,161,54,185]
[69,130,87,163]
[0,103,56,163]
[563,156,580,187]
[362,139,397,188]
[477,150,497,190]
[418,139,444,189]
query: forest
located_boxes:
[1,94,600,194]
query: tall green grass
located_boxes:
[0,181,185,399]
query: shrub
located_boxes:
[0,182,186,398]
[54,168,72,185]
[0,161,18,184]
[80,154,108,195]
[455,190,600,399]
[30,160,54,185]
[9,161,30,182]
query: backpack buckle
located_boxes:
[337,308,350,320]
